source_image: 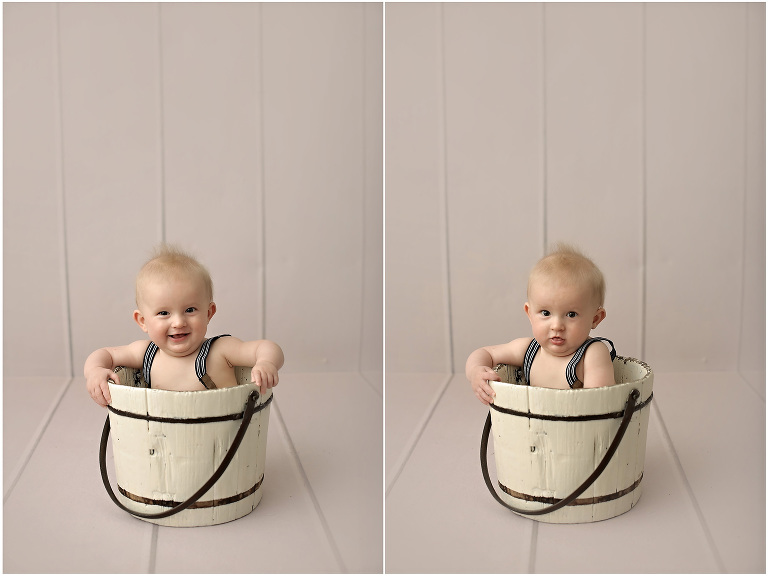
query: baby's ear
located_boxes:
[133,310,148,332]
[207,302,217,321]
[592,307,607,329]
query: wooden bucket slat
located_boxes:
[107,366,270,527]
[489,357,653,523]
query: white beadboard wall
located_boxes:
[3,2,383,379]
[386,2,765,379]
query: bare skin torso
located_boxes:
[147,343,239,391]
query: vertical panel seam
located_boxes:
[381,3,387,381]
[380,7,387,571]
[438,4,455,373]
[157,3,166,244]
[258,4,267,339]
[540,4,548,256]
[359,4,367,373]
[54,3,74,378]
[640,4,648,362]
[737,4,750,370]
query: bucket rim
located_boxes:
[108,366,272,399]
[489,356,653,417]
[491,355,652,393]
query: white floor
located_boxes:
[385,371,766,574]
[3,372,383,574]
[5,369,765,573]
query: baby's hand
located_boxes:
[251,361,279,395]
[469,366,500,406]
[86,368,117,407]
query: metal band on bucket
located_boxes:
[489,391,653,421]
[117,474,264,509]
[499,473,643,506]
[106,393,273,424]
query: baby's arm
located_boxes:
[217,337,285,394]
[83,340,149,407]
[581,342,616,388]
[465,338,532,405]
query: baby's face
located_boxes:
[134,273,216,358]
[525,277,604,358]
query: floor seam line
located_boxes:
[4,376,74,503]
[736,370,765,402]
[359,371,383,399]
[148,524,158,573]
[528,521,538,573]
[385,373,453,496]
[272,398,347,573]
[652,400,727,572]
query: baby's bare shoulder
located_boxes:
[581,341,615,388]
[583,340,613,364]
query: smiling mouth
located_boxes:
[169,334,188,340]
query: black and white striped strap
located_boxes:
[565,337,616,388]
[142,341,159,387]
[195,334,231,387]
[522,338,539,385]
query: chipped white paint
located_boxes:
[107,367,271,527]
[490,357,653,523]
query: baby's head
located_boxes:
[136,244,214,308]
[525,243,607,355]
[527,243,605,309]
[134,245,216,355]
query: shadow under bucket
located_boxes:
[481,357,653,523]
[99,366,272,527]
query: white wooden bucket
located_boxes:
[481,357,653,523]
[99,366,271,527]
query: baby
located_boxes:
[85,245,284,407]
[466,244,616,405]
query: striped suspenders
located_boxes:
[523,337,616,388]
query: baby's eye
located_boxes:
[541,310,550,317]
[157,311,169,317]
[185,307,197,314]
[567,311,578,318]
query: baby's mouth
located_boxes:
[550,337,565,345]
[169,333,188,340]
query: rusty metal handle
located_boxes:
[99,390,265,520]
[480,388,640,516]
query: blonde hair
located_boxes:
[136,244,214,306]
[528,243,606,306]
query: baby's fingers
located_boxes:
[100,380,112,406]
[474,385,494,406]
[252,367,279,395]
[251,369,269,394]
[474,377,497,405]
[483,367,501,382]
[88,382,109,407]
[251,371,264,394]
